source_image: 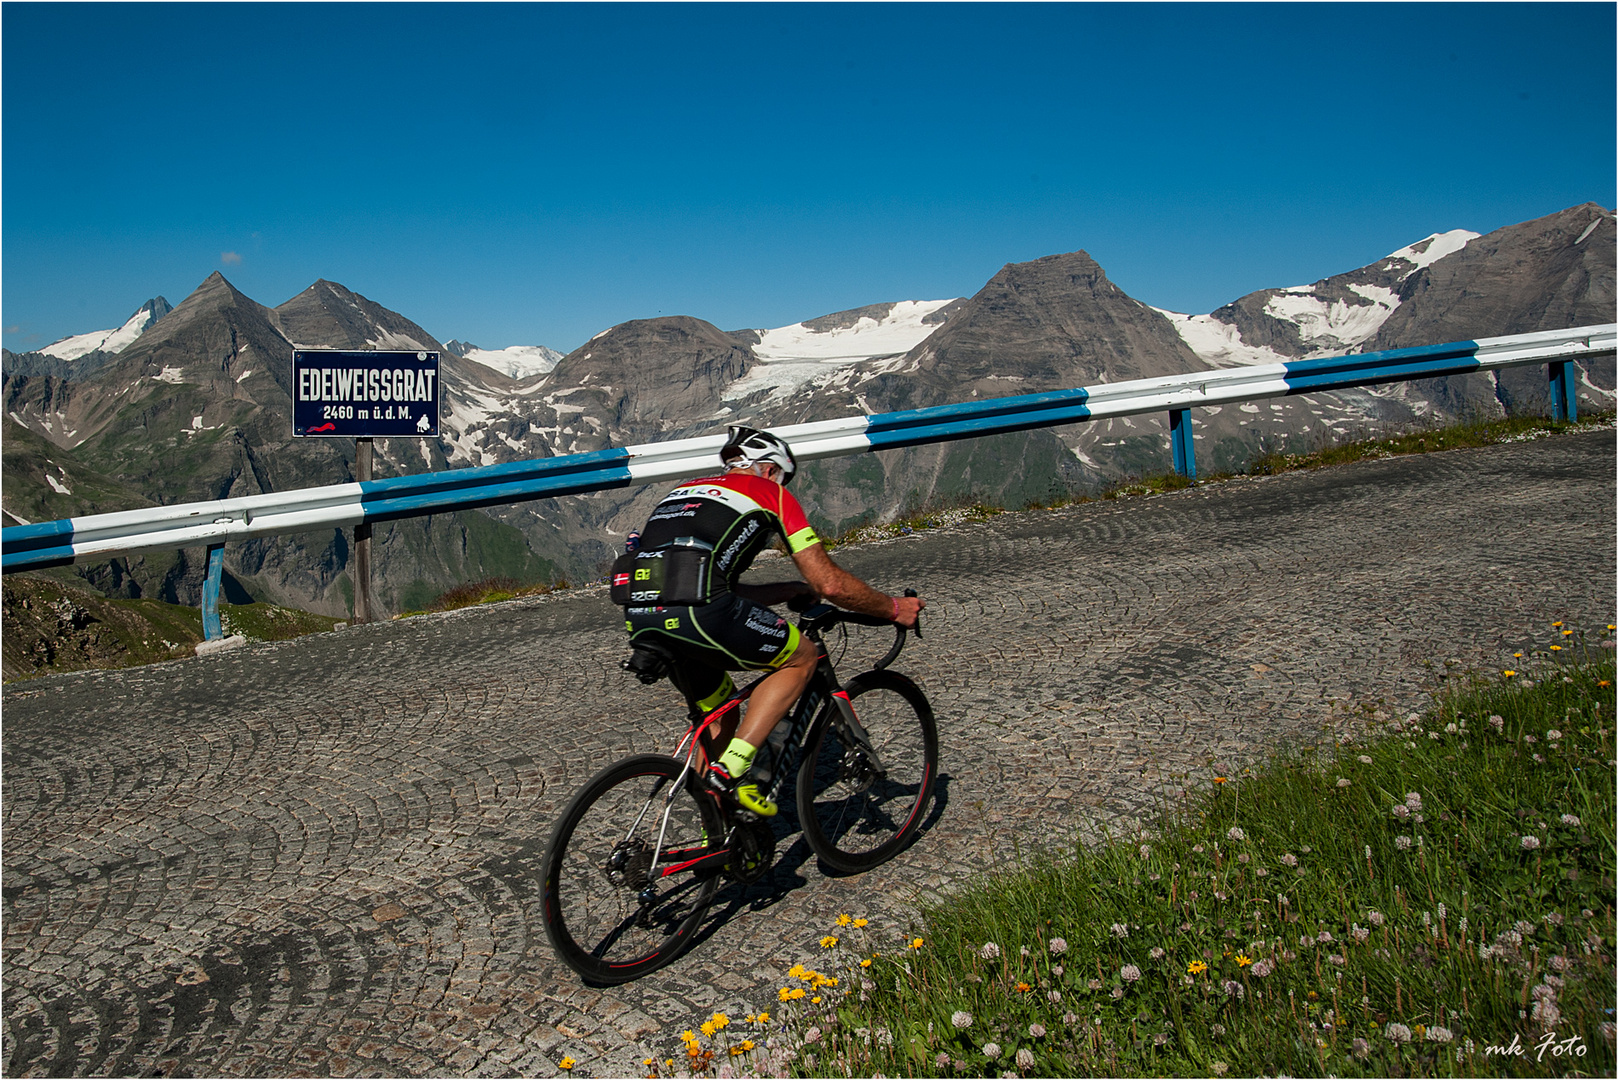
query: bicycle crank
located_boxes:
[725,818,776,884]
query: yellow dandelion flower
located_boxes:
[909,937,924,949]
[789,963,808,979]
[687,1043,701,1059]
[1503,670,1517,678]
[1563,629,1574,636]
[853,918,869,928]
[789,987,806,1000]
[711,1013,729,1031]
[1213,776,1228,784]
[1514,652,1524,658]
[755,1012,771,1024]
[559,1056,576,1070]
[729,1046,747,1057]
[836,913,853,927]
[740,1040,755,1052]
[778,987,791,1002]
[644,1059,656,1067]
[820,935,839,949]
[1600,680,1612,688]
[700,1021,716,1038]
[680,1030,698,1045]
[860,958,873,968]
[811,995,822,1004]
[1308,991,1319,1001]
[1188,960,1208,975]
[1552,621,1563,627]
[1551,645,1563,652]
[1236,953,1253,967]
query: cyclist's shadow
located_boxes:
[681,772,952,954]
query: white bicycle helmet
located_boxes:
[720,425,797,485]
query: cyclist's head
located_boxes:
[720,425,797,485]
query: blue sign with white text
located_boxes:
[292,350,440,437]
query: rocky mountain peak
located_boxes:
[273,280,442,353]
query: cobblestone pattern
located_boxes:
[3,432,1613,1077]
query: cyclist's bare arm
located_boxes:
[790,543,925,628]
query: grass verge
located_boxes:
[394,576,571,617]
[659,631,1617,1079]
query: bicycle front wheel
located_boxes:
[797,669,938,874]
[541,754,724,984]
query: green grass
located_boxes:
[664,631,1617,1078]
[394,576,572,617]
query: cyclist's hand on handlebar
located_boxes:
[785,585,820,613]
[891,592,925,628]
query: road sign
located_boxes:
[293,350,440,437]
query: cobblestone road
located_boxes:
[4,430,1613,1077]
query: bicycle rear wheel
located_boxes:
[541,754,724,984]
[796,670,938,874]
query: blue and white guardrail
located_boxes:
[4,323,1613,583]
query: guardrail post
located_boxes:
[202,543,225,640]
[1548,360,1577,422]
[1170,408,1196,479]
[353,437,374,624]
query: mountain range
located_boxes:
[3,202,1612,618]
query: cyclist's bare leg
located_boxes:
[731,641,817,753]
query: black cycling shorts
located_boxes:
[625,592,804,709]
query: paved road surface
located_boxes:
[3,430,1613,1077]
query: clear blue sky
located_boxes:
[4,2,1613,355]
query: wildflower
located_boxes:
[1503,670,1516,678]
[1051,964,1063,976]
[1153,1032,1170,1047]
[1524,734,1538,744]
[1405,792,1422,811]
[1227,827,1246,841]
[1352,924,1370,943]
[1047,990,1061,1003]
[836,914,852,927]
[1551,645,1562,652]
[860,958,872,968]
[1121,964,1142,982]
[1029,1023,1046,1038]
[1489,714,1505,731]
[951,1010,973,1029]
[754,1011,770,1024]
[1150,947,1165,960]
[803,1026,822,1043]
[979,942,1001,960]
[1367,910,1385,926]
[559,1057,576,1071]
[1317,931,1333,944]
[1352,1037,1371,1060]
[1222,979,1245,999]
[1088,978,1103,990]
[909,937,924,950]
[1110,923,1128,940]
[820,936,838,949]
[711,1013,729,1031]
[1337,778,1351,787]
[789,963,808,979]
[1020,945,1030,957]
[1016,1047,1035,1071]
[1015,982,1032,993]
[1547,729,1562,741]
[1235,953,1253,967]
[1111,987,1125,999]
[1395,836,1413,850]
[853,918,868,928]
[1213,776,1228,784]
[701,1021,717,1038]
[1521,835,1542,850]
[1392,804,1410,819]
[1050,936,1069,953]
[1386,1022,1413,1044]
[1187,960,1208,975]
[1250,959,1273,977]
[982,1042,1001,1059]
[1445,722,1458,733]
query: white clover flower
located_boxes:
[982,1042,1001,1059]
[1047,990,1061,1003]
[1405,792,1423,811]
[1428,1025,1454,1044]
[1395,836,1413,850]
[1357,754,1373,764]
[1139,844,1152,859]
[1561,814,1582,827]
[1386,1022,1413,1044]
[1050,936,1070,953]
[951,1011,973,1029]
[1016,1048,1035,1071]
[1392,804,1410,819]
[1051,964,1063,977]
[1489,714,1505,730]
[1317,931,1333,944]
[979,941,1001,959]
[1521,835,1542,850]
[1227,827,1246,841]
[1120,964,1141,982]
[1367,910,1385,926]
[1445,723,1458,734]
[1280,853,1298,867]
[1109,924,1127,940]
[1150,947,1165,960]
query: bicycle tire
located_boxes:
[541,754,725,984]
[796,669,938,874]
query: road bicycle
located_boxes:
[540,596,937,984]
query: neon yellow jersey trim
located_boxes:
[768,623,802,669]
[785,526,820,553]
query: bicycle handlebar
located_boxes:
[797,587,921,671]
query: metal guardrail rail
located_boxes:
[4,323,1613,637]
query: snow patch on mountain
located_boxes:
[1383,229,1478,277]
[463,344,563,380]
[1153,311,1293,368]
[39,301,165,361]
[1263,282,1402,347]
[724,299,957,403]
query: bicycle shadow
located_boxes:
[679,771,953,956]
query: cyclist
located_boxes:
[619,426,925,817]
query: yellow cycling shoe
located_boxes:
[735,782,778,817]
